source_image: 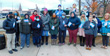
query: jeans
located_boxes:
[15,32,20,44]
[102,35,109,46]
[59,29,66,43]
[34,36,41,44]
[20,33,30,47]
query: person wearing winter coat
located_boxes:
[58,12,68,46]
[3,12,18,54]
[68,12,81,46]
[83,15,97,50]
[30,10,41,45]
[13,11,21,47]
[81,6,89,18]
[55,4,64,19]
[100,13,110,49]
[41,8,50,45]
[69,3,78,16]
[49,13,59,45]
[32,16,43,47]
[92,13,102,47]
[20,14,32,49]
[78,12,88,46]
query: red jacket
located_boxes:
[30,14,41,22]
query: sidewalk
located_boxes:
[0,43,110,56]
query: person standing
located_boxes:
[20,14,32,49]
[79,12,88,46]
[3,12,18,54]
[32,16,42,47]
[83,15,97,50]
[81,6,89,18]
[68,12,81,46]
[92,13,102,47]
[30,10,41,45]
[49,13,59,45]
[55,4,64,19]
[59,12,68,46]
[69,3,78,16]
[13,11,21,47]
[41,8,50,45]
[100,13,110,49]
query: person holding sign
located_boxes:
[59,12,68,46]
[32,16,42,47]
[83,15,97,50]
[68,12,81,46]
[78,12,88,46]
[3,12,18,54]
[20,14,32,49]
[41,8,50,45]
[49,13,59,45]
[100,13,110,49]
[13,11,21,47]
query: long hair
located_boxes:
[13,11,20,16]
[81,14,86,21]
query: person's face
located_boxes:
[58,6,61,9]
[44,11,47,14]
[25,15,28,18]
[105,15,109,20]
[71,13,74,17]
[34,12,37,15]
[73,4,76,8]
[89,17,93,21]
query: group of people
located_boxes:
[2,4,110,54]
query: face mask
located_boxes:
[58,7,61,9]
[93,16,96,18]
[36,18,40,21]
[53,15,56,18]
[14,13,17,16]
[84,8,87,11]
[62,16,65,19]
[9,15,13,19]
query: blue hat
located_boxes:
[8,12,13,14]
[58,4,61,7]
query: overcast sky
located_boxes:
[0,0,86,10]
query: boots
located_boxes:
[46,36,48,45]
[41,36,44,45]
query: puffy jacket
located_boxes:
[19,18,32,34]
[3,18,16,34]
[32,20,43,37]
[41,13,50,30]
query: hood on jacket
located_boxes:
[70,12,76,18]
[24,14,29,19]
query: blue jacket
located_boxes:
[68,12,81,30]
[55,9,64,18]
[83,20,97,37]
[100,20,110,35]
[3,18,16,34]
[59,18,68,30]
[32,20,43,37]
[96,17,102,33]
